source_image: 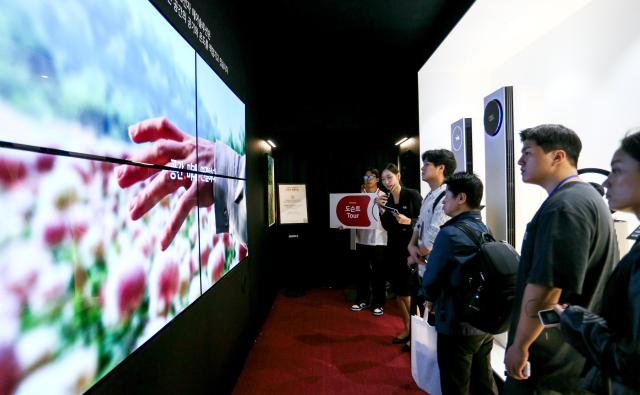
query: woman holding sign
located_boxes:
[377,163,422,345]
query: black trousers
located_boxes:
[354,244,386,308]
[408,267,425,317]
[437,332,498,395]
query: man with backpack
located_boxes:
[421,172,499,395]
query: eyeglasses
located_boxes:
[363,175,376,181]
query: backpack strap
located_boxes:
[432,190,446,212]
[453,222,483,247]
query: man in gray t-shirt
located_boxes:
[504,125,618,394]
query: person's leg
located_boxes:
[469,334,498,395]
[370,245,386,312]
[351,244,371,310]
[398,295,411,335]
[437,333,474,395]
[388,248,410,339]
[390,294,410,340]
[407,265,420,316]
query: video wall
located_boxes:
[0,1,246,394]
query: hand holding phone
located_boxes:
[380,204,399,215]
[376,193,389,206]
[538,309,561,328]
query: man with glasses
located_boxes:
[350,168,388,316]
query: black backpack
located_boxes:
[454,223,519,334]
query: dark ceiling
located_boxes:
[248,0,475,146]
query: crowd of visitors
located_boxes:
[345,125,640,395]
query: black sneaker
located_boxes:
[350,302,369,311]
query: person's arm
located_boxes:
[396,189,423,226]
[556,280,640,389]
[408,231,422,263]
[505,283,562,380]
[421,230,453,303]
[379,207,397,231]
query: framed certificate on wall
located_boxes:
[278,184,308,224]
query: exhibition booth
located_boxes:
[2,0,640,393]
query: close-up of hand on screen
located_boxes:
[114,117,215,251]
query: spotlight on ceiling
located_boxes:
[394,137,409,146]
[266,139,277,148]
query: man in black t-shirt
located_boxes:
[504,125,618,394]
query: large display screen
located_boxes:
[0,1,246,394]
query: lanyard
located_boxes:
[549,174,579,197]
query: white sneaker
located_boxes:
[372,307,384,316]
[350,302,369,311]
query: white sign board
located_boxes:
[329,193,380,229]
[278,184,308,224]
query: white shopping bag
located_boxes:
[411,314,441,395]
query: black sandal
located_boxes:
[391,334,410,344]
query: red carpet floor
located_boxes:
[233,288,425,395]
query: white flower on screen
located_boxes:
[13,343,98,395]
[209,240,226,284]
[77,225,105,270]
[172,236,193,289]
[35,162,84,214]
[29,166,81,249]
[0,186,33,242]
[101,251,147,327]
[132,227,155,260]
[0,241,52,304]
[15,326,59,375]
[201,268,213,292]
[0,291,20,345]
[66,206,91,243]
[188,276,201,304]
[189,224,198,241]
[148,254,180,317]
[27,262,73,315]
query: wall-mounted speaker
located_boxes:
[451,118,473,173]
[484,86,515,246]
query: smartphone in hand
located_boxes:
[380,205,399,215]
[538,309,561,328]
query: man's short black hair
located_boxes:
[421,149,457,178]
[519,124,582,167]
[620,128,640,163]
[445,172,483,209]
